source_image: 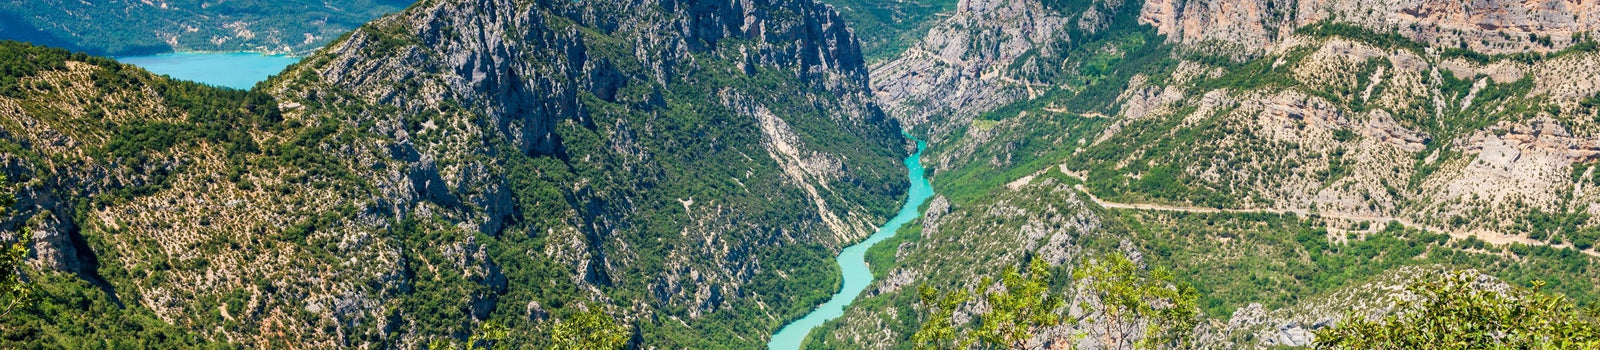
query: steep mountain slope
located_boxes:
[808,0,1600,348]
[8,0,1600,348]
[869,0,1073,142]
[0,42,279,347]
[0,0,908,347]
[261,0,908,346]
[0,0,414,56]
[896,0,1600,263]
[1142,0,1600,56]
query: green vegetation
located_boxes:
[1187,46,1311,94]
[1,273,231,348]
[825,0,1600,347]
[0,174,31,320]
[11,0,1600,346]
[910,284,971,349]
[815,157,1600,350]
[935,112,1110,204]
[429,321,511,350]
[0,0,414,56]
[971,258,1067,348]
[804,170,1113,349]
[868,217,924,278]
[1121,211,1600,318]
[0,19,901,347]
[549,307,631,350]
[1060,16,1566,207]
[1072,105,1248,208]
[1295,21,1427,54]
[259,11,907,349]
[0,237,28,320]
[1,40,284,179]
[925,0,1181,205]
[503,22,899,349]
[1316,271,1600,349]
[0,44,75,97]
[1075,253,1199,349]
[1,41,258,340]
[911,253,1198,350]
[818,0,960,61]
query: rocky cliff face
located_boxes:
[0,0,906,347]
[871,0,1072,142]
[263,0,911,346]
[880,0,1600,142]
[1142,0,1600,55]
[11,0,1600,347]
[867,0,1600,253]
[808,0,1600,348]
[281,0,890,236]
[1072,34,1600,249]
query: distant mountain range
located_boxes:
[0,0,415,56]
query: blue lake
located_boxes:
[768,136,934,349]
[117,52,300,90]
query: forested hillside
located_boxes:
[817,0,961,62]
[0,40,282,347]
[0,0,908,347]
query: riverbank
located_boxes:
[767,137,935,349]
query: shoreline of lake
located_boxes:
[115,52,303,90]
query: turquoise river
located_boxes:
[768,137,935,349]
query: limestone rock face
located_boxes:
[292,0,891,237]
[871,0,1073,142]
[259,0,907,347]
[1142,0,1600,55]
[818,0,1600,348]
[0,0,906,347]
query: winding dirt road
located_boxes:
[1051,165,1598,257]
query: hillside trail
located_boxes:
[1016,164,1600,257]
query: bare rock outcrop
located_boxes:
[1142,0,1600,55]
[871,0,1072,141]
